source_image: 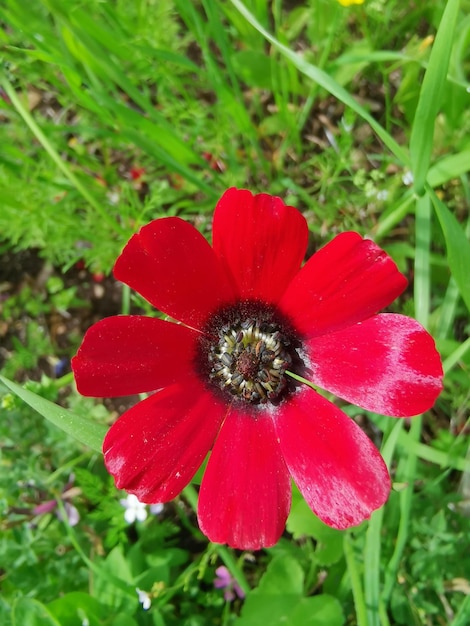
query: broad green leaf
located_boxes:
[291,596,344,626]
[93,546,138,613]
[235,556,304,626]
[232,50,273,89]
[409,0,460,194]
[287,496,343,565]
[257,555,304,595]
[429,187,470,312]
[47,593,105,626]
[236,555,344,626]
[0,375,106,452]
[12,597,60,626]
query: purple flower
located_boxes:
[214,566,245,602]
[33,477,80,526]
[54,357,70,377]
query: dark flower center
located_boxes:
[197,301,305,407]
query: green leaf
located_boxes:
[409,0,460,194]
[450,594,470,626]
[232,49,272,89]
[429,188,470,312]
[236,556,344,626]
[0,375,106,452]
[291,596,344,626]
[12,597,61,626]
[93,546,138,613]
[47,593,106,626]
[111,616,138,626]
[428,150,470,188]
[235,557,303,626]
[287,495,344,565]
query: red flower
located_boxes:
[129,166,146,181]
[72,188,443,550]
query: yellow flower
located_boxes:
[337,0,364,6]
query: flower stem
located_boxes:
[364,418,404,624]
[216,545,251,596]
[183,484,250,595]
[121,284,131,315]
[344,532,368,626]
[56,499,136,599]
[414,193,432,328]
[382,415,422,605]
[52,372,75,389]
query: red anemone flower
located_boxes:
[72,188,443,550]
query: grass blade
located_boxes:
[428,149,470,188]
[0,76,124,236]
[409,0,460,195]
[429,186,470,312]
[364,420,404,625]
[414,193,432,328]
[229,0,409,166]
[0,375,106,452]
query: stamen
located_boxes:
[206,312,298,405]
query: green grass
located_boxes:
[1,0,470,624]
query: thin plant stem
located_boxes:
[44,452,91,486]
[383,192,431,604]
[344,532,368,626]
[364,419,403,625]
[382,415,423,605]
[364,509,383,626]
[414,193,431,329]
[56,499,136,599]
[121,284,131,316]
[52,372,75,389]
[183,484,250,596]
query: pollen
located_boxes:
[198,302,304,406]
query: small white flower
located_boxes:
[136,587,151,610]
[106,190,120,206]
[376,189,389,201]
[402,170,414,186]
[120,494,148,524]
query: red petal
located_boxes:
[307,314,443,417]
[114,217,235,329]
[273,388,390,529]
[212,188,308,303]
[198,408,291,549]
[103,376,225,502]
[279,232,408,337]
[72,316,198,397]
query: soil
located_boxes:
[0,245,140,415]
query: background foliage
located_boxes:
[1,0,470,624]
